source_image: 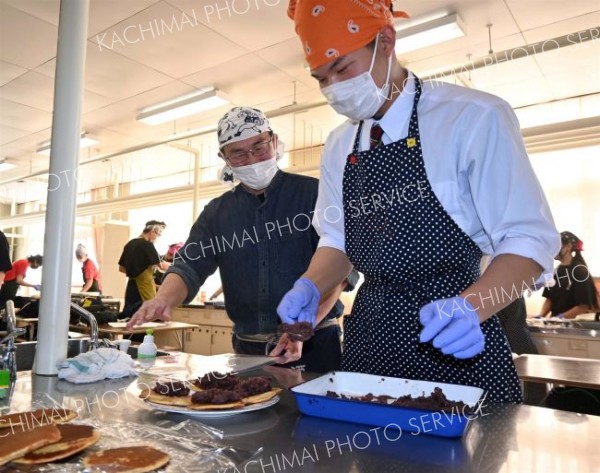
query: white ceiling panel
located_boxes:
[1,0,60,25]
[0,71,56,112]
[547,64,600,101]
[35,41,174,100]
[0,3,58,69]
[0,99,52,132]
[486,76,554,108]
[255,37,318,90]
[2,0,163,37]
[522,11,600,44]
[181,54,309,109]
[470,55,543,89]
[87,0,163,37]
[167,0,297,51]
[82,80,196,132]
[0,60,27,87]
[0,71,115,114]
[398,0,520,64]
[533,40,600,75]
[89,1,247,78]
[0,124,30,145]
[407,33,529,78]
[506,0,600,31]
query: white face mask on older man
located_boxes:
[230,156,279,190]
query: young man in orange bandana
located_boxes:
[275,0,560,402]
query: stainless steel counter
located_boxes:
[2,353,599,472]
[527,322,600,338]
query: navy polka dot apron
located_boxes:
[341,77,522,403]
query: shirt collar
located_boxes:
[368,70,416,143]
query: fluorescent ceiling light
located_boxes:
[0,158,17,172]
[395,13,465,55]
[36,133,99,156]
[137,89,230,125]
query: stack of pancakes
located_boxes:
[0,408,169,472]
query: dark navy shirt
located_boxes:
[167,171,344,336]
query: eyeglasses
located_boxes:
[225,136,273,165]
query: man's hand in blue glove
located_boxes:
[419,296,485,359]
[33,284,42,291]
[277,278,320,327]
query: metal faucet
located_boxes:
[69,302,99,350]
[1,301,26,382]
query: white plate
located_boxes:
[145,395,280,418]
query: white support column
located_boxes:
[34,0,90,375]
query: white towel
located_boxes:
[57,347,138,384]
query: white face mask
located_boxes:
[230,156,278,190]
[321,35,392,121]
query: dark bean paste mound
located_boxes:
[234,377,272,397]
[326,387,472,413]
[153,381,190,397]
[279,322,315,342]
[196,372,240,390]
[191,388,243,404]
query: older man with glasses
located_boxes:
[128,106,357,373]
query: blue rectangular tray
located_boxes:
[291,371,484,438]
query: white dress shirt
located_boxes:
[313,71,560,275]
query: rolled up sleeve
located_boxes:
[313,129,348,253]
[463,101,560,274]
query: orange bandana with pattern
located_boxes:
[288,0,408,70]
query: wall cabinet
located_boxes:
[154,307,233,355]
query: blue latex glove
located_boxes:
[33,284,41,291]
[419,296,485,359]
[277,278,320,327]
[555,313,565,319]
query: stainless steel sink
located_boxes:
[15,339,171,371]
[570,321,600,330]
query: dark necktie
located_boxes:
[370,123,384,150]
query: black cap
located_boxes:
[560,231,583,251]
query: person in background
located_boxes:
[0,254,42,307]
[0,230,11,288]
[277,1,559,402]
[75,244,102,293]
[153,242,183,286]
[127,106,357,373]
[118,221,168,310]
[540,231,599,319]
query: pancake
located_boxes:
[13,424,100,464]
[82,446,170,473]
[140,388,192,407]
[243,387,282,405]
[0,424,61,466]
[0,408,77,429]
[188,400,245,411]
